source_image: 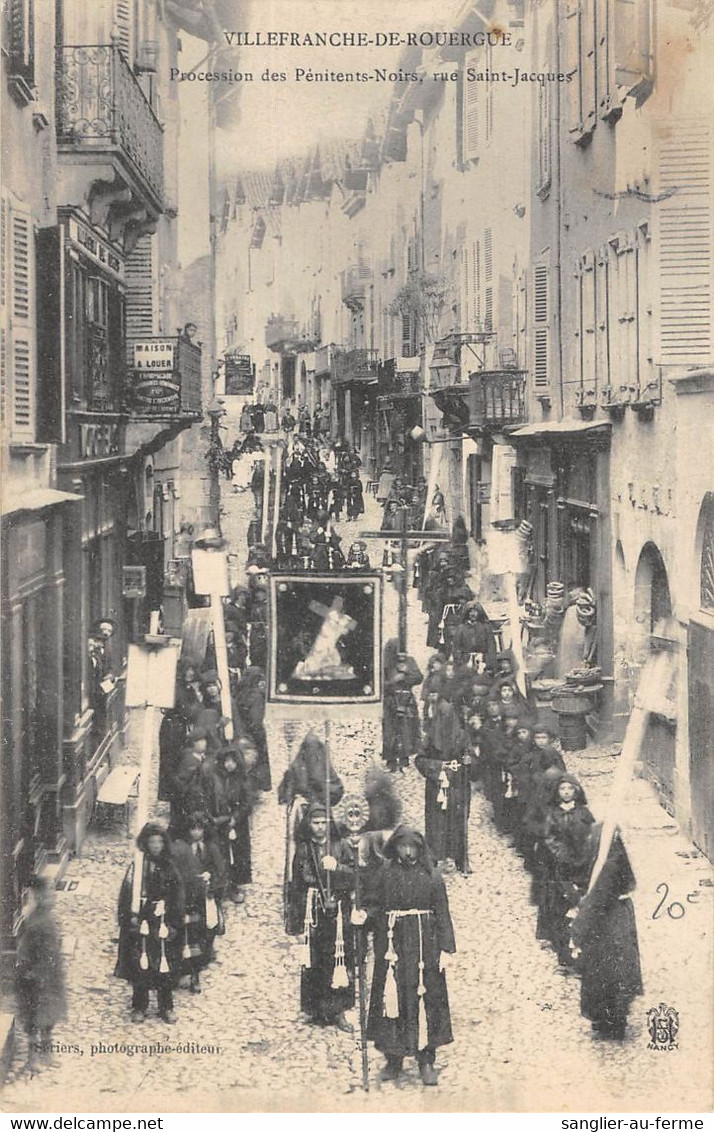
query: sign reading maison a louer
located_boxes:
[133,339,180,414]
[133,340,176,371]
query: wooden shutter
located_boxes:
[1,198,36,440]
[9,0,34,83]
[596,0,615,117]
[114,0,133,63]
[657,122,713,365]
[635,223,652,391]
[514,270,527,368]
[564,0,584,137]
[595,245,611,391]
[585,0,598,133]
[0,197,7,433]
[461,246,470,332]
[483,227,493,333]
[537,78,552,194]
[125,233,156,344]
[581,250,596,390]
[533,260,550,392]
[613,0,651,92]
[462,52,480,163]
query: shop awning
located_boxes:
[509,420,612,439]
[1,488,83,518]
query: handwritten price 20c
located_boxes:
[652,881,701,920]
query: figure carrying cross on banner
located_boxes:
[293,596,358,681]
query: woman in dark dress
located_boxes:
[570,824,643,1038]
[172,812,226,993]
[115,823,185,1023]
[286,802,356,1031]
[542,774,596,967]
[366,827,455,1087]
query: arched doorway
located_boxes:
[634,542,676,813]
[689,494,714,860]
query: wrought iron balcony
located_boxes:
[340,263,372,309]
[469,370,527,430]
[127,336,202,417]
[331,348,380,386]
[378,358,423,398]
[56,45,164,209]
[264,313,317,353]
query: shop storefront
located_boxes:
[509,421,614,725]
[0,493,79,978]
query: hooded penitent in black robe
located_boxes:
[570,825,643,1037]
[234,667,271,791]
[114,825,185,992]
[415,701,471,870]
[278,731,344,930]
[286,807,356,1023]
[208,750,257,888]
[382,651,423,771]
[367,828,455,1058]
[172,832,225,974]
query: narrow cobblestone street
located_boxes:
[2,482,712,1113]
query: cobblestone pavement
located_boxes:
[3,482,712,1113]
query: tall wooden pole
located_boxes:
[398,505,409,652]
[211,592,234,741]
[260,449,271,545]
[272,441,283,558]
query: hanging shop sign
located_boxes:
[133,340,176,371]
[268,573,382,705]
[66,215,124,280]
[122,565,147,599]
[132,373,181,415]
[225,354,254,396]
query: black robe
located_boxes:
[207,764,256,887]
[367,859,455,1057]
[570,828,643,1033]
[172,837,226,973]
[287,838,356,1021]
[382,659,423,769]
[234,669,271,791]
[115,855,184,989]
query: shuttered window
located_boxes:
[613,0,652,93]
[7,0,35,98]
[0,195,36,440]
[484,227,493,333]
[533,259,551,392]
[125,233,156,344]
[462,52,480,163]
[514,270,528,369]
[114,0,133,63]
[576,250,597,392]
[595,245,611,391]
[657,122,712,364]
[537,76,552,196]
[564,0,597,142]
[635,222,653,392]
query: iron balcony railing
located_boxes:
[331,347,380,385]
[469,370,528,429]
[56,44,164,206]
[340,263,372,308]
